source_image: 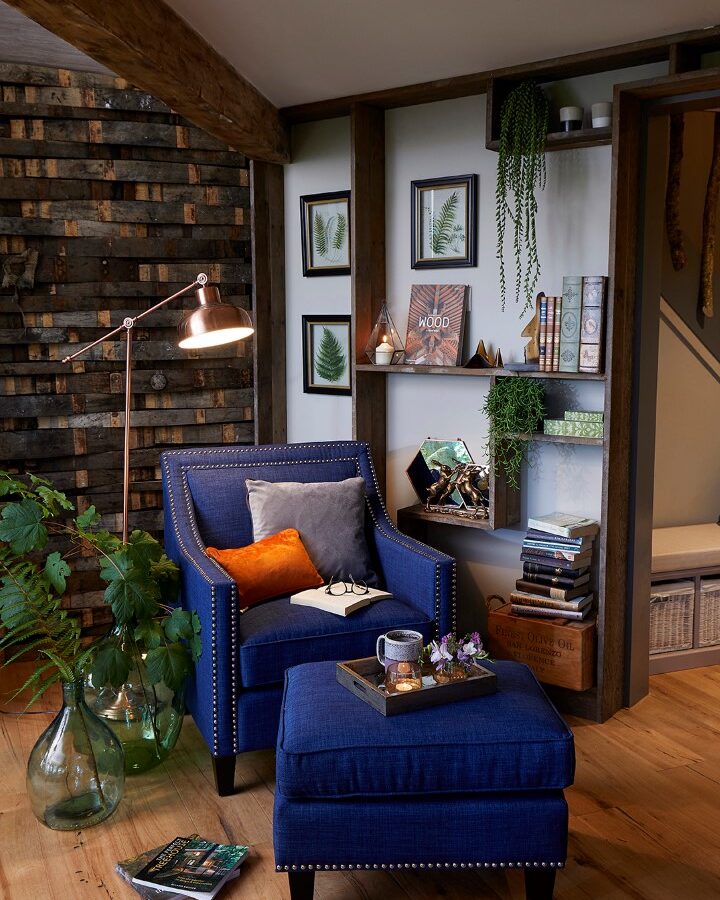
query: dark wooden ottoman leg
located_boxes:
[211,754,236,796]
[524,868,556,900]
[288,870,315,899]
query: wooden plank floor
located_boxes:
[3,663,720,899]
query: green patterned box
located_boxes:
[564,410,604,423]
[544,419,604,438]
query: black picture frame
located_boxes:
[302,314,352,395]
[300,191,351,277]
[411,174,477,269]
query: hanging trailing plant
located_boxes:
[483,377,545,490]
[495,80,549,313]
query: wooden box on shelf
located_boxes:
[487,602,595,691]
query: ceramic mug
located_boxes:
[376,629,424,668]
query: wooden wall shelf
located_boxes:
[487,126,612,153]
[355,363,606,381]
[529,433,604,446]
[397,504,494,532]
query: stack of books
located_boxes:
[510,512,600,621]
[543,410,604,439]
[117,835,249,900]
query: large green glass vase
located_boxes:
[85,626,186,774]
[27,679,124,830]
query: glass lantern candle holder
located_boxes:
[384,660,423,693]
[364,301,404,365]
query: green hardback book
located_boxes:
[564,410,604,423]
[132,838,249,900]
[543,419,604,438]
[558,275,582,373]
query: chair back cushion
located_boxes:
[162,442,380,551]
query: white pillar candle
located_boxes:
[374,339,394,365]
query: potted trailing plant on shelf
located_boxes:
[0,474,124,830]
[495,80,549,313]
[0,471,201,775]
[483,377,545,490]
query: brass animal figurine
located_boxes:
[455,465,489,518]
[426,463,454,510]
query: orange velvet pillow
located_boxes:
[205,528,323,608]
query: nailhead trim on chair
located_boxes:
[275,862,564,871]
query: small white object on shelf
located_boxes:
[375,339,395,365]
[559,106,583,132]
[591,101,612,128]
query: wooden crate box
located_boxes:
[487,603,595,691]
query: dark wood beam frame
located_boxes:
[282,25,720,124]
[350,104,387,496]
[4,0,290,163]
[251,161,287,444]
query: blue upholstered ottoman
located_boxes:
[273,660,574,900]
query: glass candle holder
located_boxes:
[364,301,404,365]
[384,660,423,693]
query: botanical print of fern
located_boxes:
[423,190,465,257]
[312,209,348,263]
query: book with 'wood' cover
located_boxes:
[403,284,468,366]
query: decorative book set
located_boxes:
[537,276,607,373]
[543,409,604,439]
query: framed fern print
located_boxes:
[300,191,351,276]
[302,315,352,395]
[411,174,477,269]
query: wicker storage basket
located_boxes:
[649,580,694,654]
[699,579,720,647]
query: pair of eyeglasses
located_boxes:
[325,575,369,596]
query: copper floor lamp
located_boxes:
[62,273,254,543]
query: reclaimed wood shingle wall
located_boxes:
[0,62,253,634]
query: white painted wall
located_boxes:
[653,317,720,527]
[284,118,352,442]
[283,63,665,628]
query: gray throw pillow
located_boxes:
[246,477,377,585]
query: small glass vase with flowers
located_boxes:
[423,632,491,684]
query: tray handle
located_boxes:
[352,679,368,694]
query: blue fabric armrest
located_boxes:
[162,465,240,758]
[367,506,455,637]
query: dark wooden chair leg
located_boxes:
[524,868,557,900]
[211,754,236,796]
[288,870,315,900]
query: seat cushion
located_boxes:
[238,598,433,688]
[276,660,574,798]
[652,523,720,574]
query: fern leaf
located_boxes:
[333,213,347,251]
[314,327,347,382]
[313,211,328,257]
[431,192,460,255]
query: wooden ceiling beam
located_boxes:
[4,0,290,163]
[282,24,720,125]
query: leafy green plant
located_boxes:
[426,191,465,255]
[0,472,200,705]
[314,327,347,382]
[495,80,549,312]
[482,377,545,490]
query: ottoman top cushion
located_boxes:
[276,660,574,799]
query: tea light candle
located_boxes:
[394,681,415,692]
[374,338,394,365]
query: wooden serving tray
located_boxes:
[336,656,497,716]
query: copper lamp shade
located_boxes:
[177,285,254,349]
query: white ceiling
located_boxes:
[0,1,111,73]
[164,0,720,107]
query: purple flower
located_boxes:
[429,639,453,669]
[471,631,482,648]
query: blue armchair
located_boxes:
[161,441,455,794]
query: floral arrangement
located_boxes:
[424,631,491,671]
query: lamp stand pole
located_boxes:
[63,274,208,544]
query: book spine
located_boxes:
[521,555,589,573]
[558,276,582,372]
[552,294,562,371]
[526,516,596,537]
[521,545,591,561]
[511,603,588,620]
[538,295,548,371]
[525,529,587,546]
[521,567,587,587]
[545,296,555,373]
[579,276,607,374]
[510,591,590,611]
[515,578,584,600]
[564,410,604,423]
[523,538,591,551]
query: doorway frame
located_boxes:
[610,68,720,706]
